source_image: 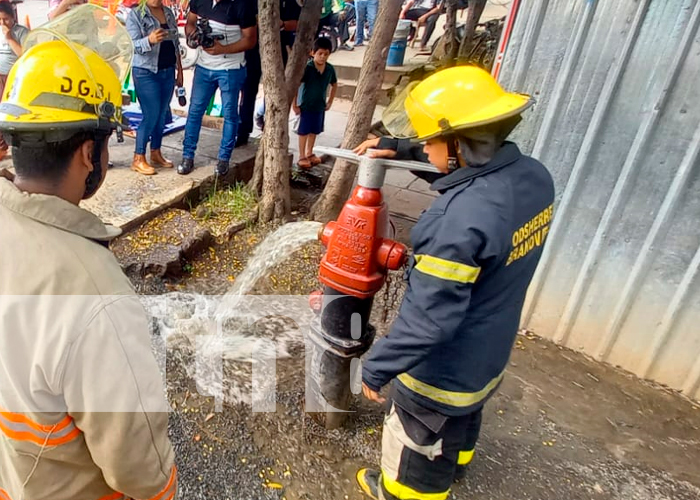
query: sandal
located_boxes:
[308,154,322,166]
[297,157,312,169]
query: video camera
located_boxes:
[186,18,224,49]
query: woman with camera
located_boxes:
[126,0,184,175]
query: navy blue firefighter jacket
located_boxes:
[362,140,555,416]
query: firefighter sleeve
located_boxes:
[61,295,177,500]
[362,223,484,392]
[376,137,442,183]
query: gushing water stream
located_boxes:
[144,221,324,405]
[215,221,323,320]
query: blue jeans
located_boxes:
[183,65,247,162]
[132,66,176,155]
[355,0,378,44]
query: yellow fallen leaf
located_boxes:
[265,482,283,489]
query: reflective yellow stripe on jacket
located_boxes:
[0,409,81,447]
[397,372,504,409]
[414,255,480,284]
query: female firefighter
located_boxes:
[355,66,556,500]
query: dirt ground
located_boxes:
[119,188,700,500]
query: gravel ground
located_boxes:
[119,204,700,500]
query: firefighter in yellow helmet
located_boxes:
[0,6,177,500]
[354,66,555,500]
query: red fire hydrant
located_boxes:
[319,185,407,297]
[305,147,438,429]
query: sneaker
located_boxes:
[178,157,194,175]
[356,468,380,500]
[339,43,354,51]
[216,159,230,177]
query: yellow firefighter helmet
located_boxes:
[382,65,533,141]
[0,4,132,140]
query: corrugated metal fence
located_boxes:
[498,0,700,400]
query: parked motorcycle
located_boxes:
[430,16,504,69]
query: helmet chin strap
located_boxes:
[83,102,119,199]
[447,135,460,172]
[83,133,107,200]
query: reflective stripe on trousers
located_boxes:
[379,390,483,500]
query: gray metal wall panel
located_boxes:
[498,0,700,399]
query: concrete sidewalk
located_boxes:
[0,128,257,232]
[10,0,499,224]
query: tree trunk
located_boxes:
[251,0,322,198]
[443,0,459,63]
[458,0,487,60]
[310,0,404,223]
[258,0,291,222]
[285,0,323,106]
[252,141,264,194]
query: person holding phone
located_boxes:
[126,0,184,175]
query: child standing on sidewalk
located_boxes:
[294,37,338,169]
